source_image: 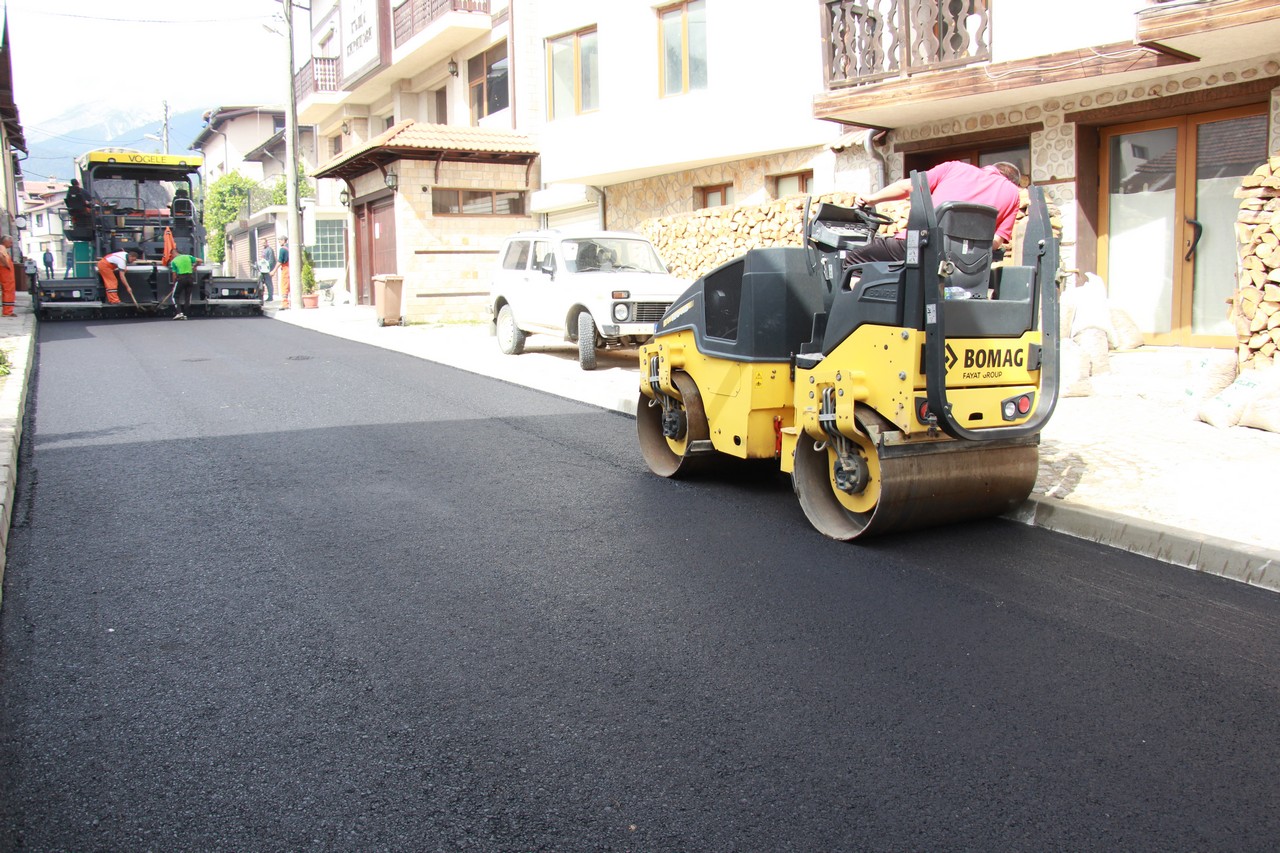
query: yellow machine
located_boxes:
[637,174,1060,539]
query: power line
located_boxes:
[7,7,271,24]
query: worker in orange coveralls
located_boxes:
[276,237,290,310]
[97,249,140,305]
[0,236,15,317]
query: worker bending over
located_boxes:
[97,249,140,305]
[168,252,203,320]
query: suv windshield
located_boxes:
[560,238,668,274]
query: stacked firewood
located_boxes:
[1233,156,1280,370]
[642,191,1058,283]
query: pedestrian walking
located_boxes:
[0,236,15,317]
[277,237,290,310]
[168,252,202,320]
[42,249,54,278]
[258,239,275,302]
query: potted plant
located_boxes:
[300,247,319,309]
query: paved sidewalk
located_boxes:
[267,302,1280,591]
[1,294,1274,593]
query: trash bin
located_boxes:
[372,274,404,326]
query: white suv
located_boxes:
[488,230,688,370]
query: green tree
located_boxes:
[269,161,316,206]
[203,172,257,263]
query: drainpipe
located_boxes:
[864,129,888,192]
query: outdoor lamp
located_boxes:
[338,189,350,205]
[448,59,458,77]
[384,170,398,191]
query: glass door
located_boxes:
[1100,106,1268,347]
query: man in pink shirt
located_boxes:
[845,160,1023,265]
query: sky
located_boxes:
[6,0,296,128]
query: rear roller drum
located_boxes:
[637,371,710,478]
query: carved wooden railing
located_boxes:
[823,0,991,89]
[295,56,343,102]
[393,0,491,49]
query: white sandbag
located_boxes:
[1238,365,1280,433]
[1070,272,1118,347]
[1074,327,1110,375]
[1109,307,1145,350]
[1059,281,1078,342]
[1198,369,1265,428]
[1182,349,1238,410]
[1059,338,1093,397]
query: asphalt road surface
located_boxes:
[3,316,1279,851]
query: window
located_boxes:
[34,213,44,228]
[384,116,395,132]
[502,240,531,270]
[311,219,346,268]
[772,171,813,198]
[433,188,526,216]
[659,0,707,97]
[469,41,510,124]
[330,135,342,157]
[904,142,1031,188]
[547,27,599,119]
[697,182,733,209]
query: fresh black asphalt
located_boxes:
[2,315,1279,851]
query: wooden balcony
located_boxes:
[823,0,991,90]
[294,56,343,104]
[393,0,490,49]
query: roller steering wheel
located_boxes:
[855,206,895,228]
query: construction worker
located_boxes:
[277,237,290,310]
[167,251,203,320]
[0,236,15,317]
[97,249,140,305]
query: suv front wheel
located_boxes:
[496,304,526,355]
[577,312,597,371]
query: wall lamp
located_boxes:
[448,58,458,77]
[338,189,350,205]
[384,170,398,191]
[341,120,350,135]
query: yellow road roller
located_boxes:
[637,173,1060,540]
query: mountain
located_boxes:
[21,104,209,182]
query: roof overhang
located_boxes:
[313,119,538,183]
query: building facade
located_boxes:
[297,0,1280,348]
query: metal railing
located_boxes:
[393,0,491,49]
[823,0,991,89]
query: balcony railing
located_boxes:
[393,0,490,49]
[823,0,991,89]
[295,56,343,103]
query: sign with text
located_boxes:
[339,0,387,87]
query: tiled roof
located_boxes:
[313,120,538,181]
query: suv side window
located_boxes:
[533,240,553,273]
[502,240,531,271]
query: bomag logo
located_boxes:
[662,299,695,327]
[945,343,1025,371]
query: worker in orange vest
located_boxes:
[0,236,15,317]
[277,237,290,310]
[97,249,140,305]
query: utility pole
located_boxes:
[283,0,303,305]
[161,100,170,154]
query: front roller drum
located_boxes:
[792,431,1039,540]
[637,371,711,478]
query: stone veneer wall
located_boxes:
[607,147,846,232]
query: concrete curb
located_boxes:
[0,307,35,597]
[1009,498,1280,593]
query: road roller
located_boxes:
[637,173,1060,540]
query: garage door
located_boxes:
[547,204,602,231]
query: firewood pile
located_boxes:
[641,192,1057,283]
[1233,155,1280,370]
